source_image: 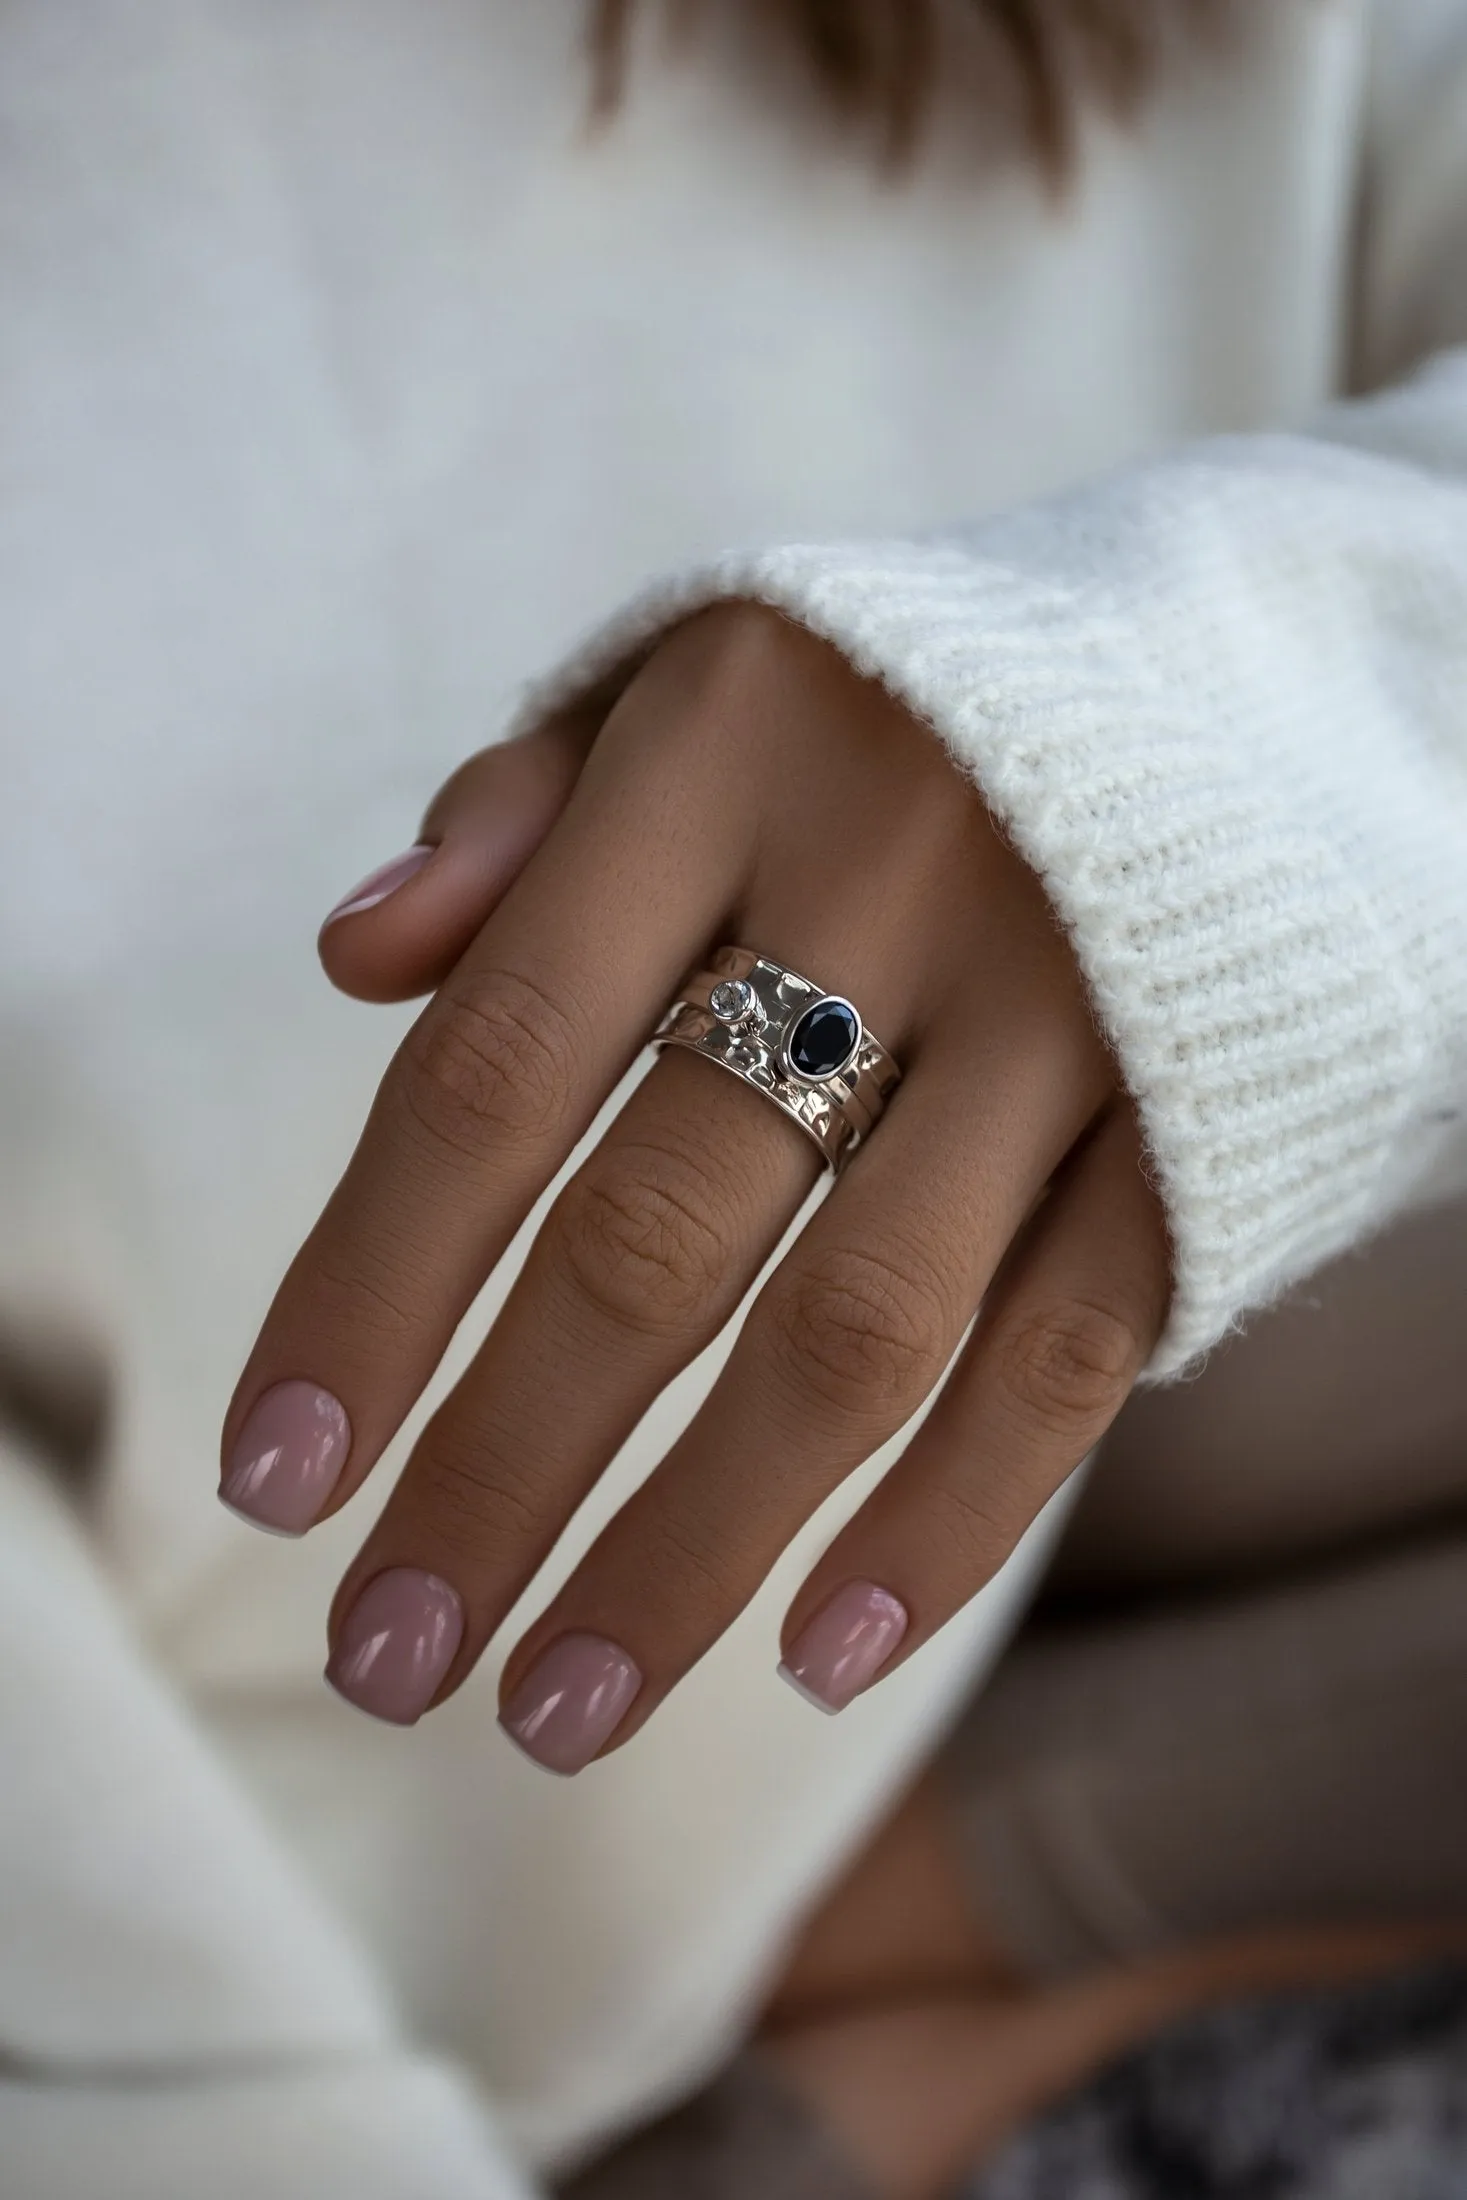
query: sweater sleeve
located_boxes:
[508,344,1467,1379]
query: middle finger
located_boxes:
[493,1000,1111,1770]
[325,1040,824,1721]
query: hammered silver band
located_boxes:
[652,946,901,1173]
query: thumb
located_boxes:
[317,710,595,1003]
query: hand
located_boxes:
[220,606,1171,1770]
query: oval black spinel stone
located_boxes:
[788,998,860,1081]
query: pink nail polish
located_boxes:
[220,1380,351,1536]
[326,1569,464,1726]
[499,1633,642,1776]
[321,843,434,927]
[779,1582,909,1714]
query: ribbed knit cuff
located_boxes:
[510,434,1467,1376]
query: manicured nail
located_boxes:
[321,843,434,927]
[499,1633,642,1776]
[326,1569,464,1726]
[779,1582,909,1714]
[220,1380,351,1536]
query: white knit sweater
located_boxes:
[516,361,1467,1375]
[3,2,1467,2194]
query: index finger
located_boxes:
[219,716,739,1535]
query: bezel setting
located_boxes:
[780,995,864,1086]
[708,976,765,1033]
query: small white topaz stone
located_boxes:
[710,977,757,1025]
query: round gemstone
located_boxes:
[787,997,861,1082]
[710,977,756,1025]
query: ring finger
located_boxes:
[487,1006,1110,1771]
[323,1040,825,1724]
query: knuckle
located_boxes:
[989,1296,1141,1440]
[683,600,794,696]
[637,1514,731,1619]
[412,1429,549,1560]
[765,1246,949,1419]
[300,1244,423,1348]
[552,1146,734,1338]
[646,603,806,760]
[920,1475,1026,1585]
[701,600,797,695]
[398,970,580,1160]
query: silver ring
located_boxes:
[652,946,901,1173]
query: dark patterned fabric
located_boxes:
[967,1963,1467,2200]
[555,2051,875,2200]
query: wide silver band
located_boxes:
[652,946,901,1173]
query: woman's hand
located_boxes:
[220,606,1171,1770]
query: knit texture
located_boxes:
[512,353,1467,1378]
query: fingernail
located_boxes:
[779,1582,909,1714]
[220,1380,351,1535]
[326,1569,464,1726]
[321,843,434,927]
[499,1633,642,1776]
